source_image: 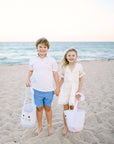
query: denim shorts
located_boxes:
[33,89,54,108]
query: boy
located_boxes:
[26,38,60,136]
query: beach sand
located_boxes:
[0,60,114,144]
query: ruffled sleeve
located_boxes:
[59,66,65,78]
[79,64,85,78]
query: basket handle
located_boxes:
[24,87,35,107]
[74,92,85,111]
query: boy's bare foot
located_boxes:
[34,127,42,136]
[62,127,68,136]
[48,125,54,136]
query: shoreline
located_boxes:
[0,59,114,66]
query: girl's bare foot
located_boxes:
[62,127,68,136]
[34,127,42,136]
[48,124,54,136]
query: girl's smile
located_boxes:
[66,51,78,64]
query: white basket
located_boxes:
[64,109,85,132]
[64,92,85,132]
[21,87,36,128]
[21,103,36,127]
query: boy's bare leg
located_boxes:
[63,104,69,136]
[34,106,43,136]
[70,105,74,110]
[44,105,53,136]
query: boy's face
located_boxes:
[66,51,78,63]
[37,43,48,57]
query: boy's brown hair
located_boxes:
[36,37,50,49]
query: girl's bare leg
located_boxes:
[34,106,43,136]
[63,104,69,136]
[44,105,53,136]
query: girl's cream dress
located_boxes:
[58,63,85,106]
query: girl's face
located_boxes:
[37,43,48,57]
[66,51,78,63]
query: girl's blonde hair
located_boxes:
[62,47,78,67]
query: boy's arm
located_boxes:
[26,70,33,87]
[53,71,60,96]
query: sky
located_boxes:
[0,0,114,42]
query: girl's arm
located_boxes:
[53,71,60,96]
[60,77,64,88]
[26,70,33,87]
[78,77,83,92]
[76,77,83,100]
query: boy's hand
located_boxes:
[54,88,60,96]
[26,79,31,87]
[76,94,81,100]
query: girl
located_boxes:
[58,48,85,136]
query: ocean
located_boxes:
[0,42,114,65]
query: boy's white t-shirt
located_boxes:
[29,56,58,92]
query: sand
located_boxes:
[0,59,114,144]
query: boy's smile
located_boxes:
[37,43,48,58]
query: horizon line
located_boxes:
[0,41,114,43]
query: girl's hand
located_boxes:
[76,94,81,100]
[26,79,31,87]
[54,88,60,96]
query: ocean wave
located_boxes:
[0,42,114,65]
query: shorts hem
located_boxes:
[35,104,52,108]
